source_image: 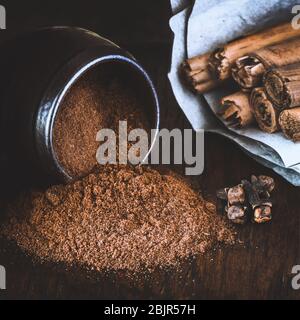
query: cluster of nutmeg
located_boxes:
[216,175,275,225]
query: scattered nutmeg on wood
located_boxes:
[217,174,275,225]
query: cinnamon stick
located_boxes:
[182,53,211,76]
[219,91,254,128]
[250,87,280,133]
[209,22,300,81]
[181,52,220,93]
[232,37,300,91]
[264,63,300,110]
[279,108,300,142]
[194,80,220,93]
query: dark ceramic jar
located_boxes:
[0,27,160,191]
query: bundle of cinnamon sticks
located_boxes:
[181,22,300,141]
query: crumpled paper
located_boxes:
[168,0,300,186]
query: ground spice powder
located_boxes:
[0,165,235,273]
[53,71,149,179]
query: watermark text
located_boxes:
[96,122,204,176]
[292,5,300,29]
[291,265,300,290]
[0,265,5,290]
[0,5,5,29]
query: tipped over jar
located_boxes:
[0,27,160,192]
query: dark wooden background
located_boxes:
[0,0,299,300]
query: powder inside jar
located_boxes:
[52,67,150,179]
[0,165,235,273]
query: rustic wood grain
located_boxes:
[0,0,299,300]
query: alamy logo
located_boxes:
[0,265,5,290]
[96,122,204,176]
[0,5,5,29]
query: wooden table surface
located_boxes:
[0,0,300,300]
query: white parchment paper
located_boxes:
[168,0,300,186]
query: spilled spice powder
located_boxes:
[53,70,149,179]
[0,165,235,273]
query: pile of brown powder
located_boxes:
[53,70,149,179]
[0,165,235,273]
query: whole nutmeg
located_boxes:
[254,205,272,224]
[227,184,245,205]
[258,175,275,193]
[227,205,247,225]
